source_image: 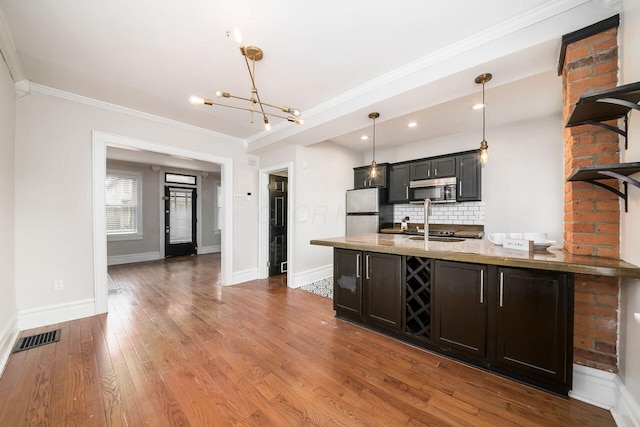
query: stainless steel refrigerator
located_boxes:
[345,188,394,236]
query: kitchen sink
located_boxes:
[409,236,466,242]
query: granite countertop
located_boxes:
[310,233,640,278]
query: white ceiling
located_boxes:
[107,146,221,173]
[0,0,618,153]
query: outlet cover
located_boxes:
[53,279,64,291]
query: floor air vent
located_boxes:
[13,329,61,353]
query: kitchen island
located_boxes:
[310,234,640,396]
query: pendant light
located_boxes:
[475,73,492,164]
[368,112,380,178]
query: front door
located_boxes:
[269,175,287,276]
[165,186,197,257]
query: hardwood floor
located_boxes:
[0,254,615,426]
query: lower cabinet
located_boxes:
[494,267,572,388]
[333,248,402,332]
[333,249,574,396]
[431,259,573,394]
[433,261,487,358]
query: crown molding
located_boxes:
[0,10,24,82]
[246,0,592,148]
[29,83,246,146]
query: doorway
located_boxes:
[268,174,288,276]
[164,186,197,257]
[258,162,293,286]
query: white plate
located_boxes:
[533,240,556,249]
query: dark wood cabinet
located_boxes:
[433,261,487,357]
[432,156,456,178]
[333,249,402,332]
[333,249,362,319]
[410,160,432,180]
[456,152,481,202]
[410,156,456,181]
[388,163,411,203]
[354,164,388,189]
[494,267,572,388]
[364,252,402,332]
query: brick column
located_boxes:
[561,23,620,373]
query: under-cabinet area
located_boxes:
[333,248,573,395]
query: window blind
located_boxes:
[106,174,139,234]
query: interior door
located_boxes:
[269,175,287,276]
[165,186,197,258]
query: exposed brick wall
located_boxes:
[562,27,621,258]
[573,274,620,372]
[561,25,620,373]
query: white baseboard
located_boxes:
[0,315,18,376]
[290,264,332,289]
[18,298,95,330]
[570,364,617,409]
[231,268,258,285]
[612,376,640,427]
[199,245,221,254]
[107,251,161,266]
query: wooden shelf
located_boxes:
[567,162,640,212]
[566,81,640,149]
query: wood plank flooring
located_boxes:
[0,254,615,426]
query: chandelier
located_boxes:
[189,29,304,131]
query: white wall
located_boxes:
[201,173,222,248]
[14,89,257,313]
[619,0,640,418]
[0,54,18,369]
[259,141,361,285]
[370,115,564,242]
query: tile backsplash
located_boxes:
[394,202,485,225]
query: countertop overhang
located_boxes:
[310,234,640,278]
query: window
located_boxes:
[106,170,143,240]
[216,182,222,231]
[165,173,196,185]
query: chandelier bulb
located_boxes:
[264,117,271,131]
[189,95,205,105]
[233,28,243,46]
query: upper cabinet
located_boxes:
[456,152,482,202]
[388,163,411,203]
[354,164,388,189]
[410,156,456,180]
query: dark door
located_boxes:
[495,267,571,385]
[333,249,363,319]
[269,175,288,276]
[388,163,411,203]
[164,186,197,258]
[364,252,402,332]
[457,152,481,201]
[433,260,487,357]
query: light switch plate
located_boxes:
[635,313,640,324]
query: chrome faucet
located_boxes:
[423,198,431,240]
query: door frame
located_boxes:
[258,162,293,287]
[92,130,234,314]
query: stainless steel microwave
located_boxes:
[409,177,457,203]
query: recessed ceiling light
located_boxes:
[408,122,417,128]
[361,135,369,141]
[472,103,485,110]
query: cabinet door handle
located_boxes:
[406,186,409,199]
[499,272,504,307]
[365,254,370,280]
[428,169,430,177]
[356,254,361,278]
[459,181,463,197]
[480,270,484,304]
[435,168,438,176]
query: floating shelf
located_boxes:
[566,81,640,149]
[567,162,640,212]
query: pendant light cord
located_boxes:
[482,82,486,141]
[372,116,376,162]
